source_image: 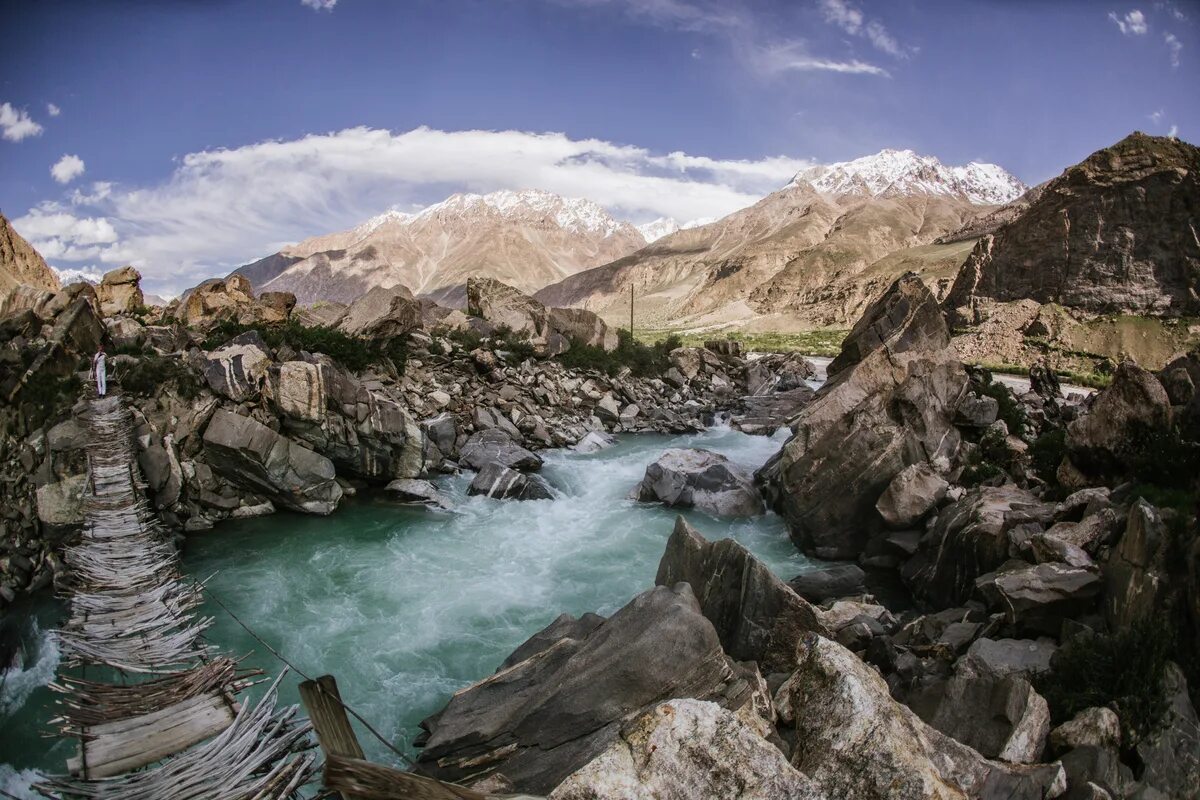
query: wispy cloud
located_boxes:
[1168,124,1179,138]
[51,154,86,184]
[1149,108,1164,124]
[0,102,43,142]
[1109,9,1149,35]
[819,0,909,58]
[755,42,890,76]
[47,102,61,117]
[1164,31,1182,66]
[300,0,337,10]
[13,126,814,294]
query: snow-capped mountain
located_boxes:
[636,217,680,243]
[250,189,647,305]
[791,149,1027,205]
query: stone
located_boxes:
[977,563,1101,634]
[595,392,621,424]
[655,517,828,673]
[1028,533,1094,568]
[253,291,296,324]
[460,429,542,472]
[875,462,949,528]
[1135,662,1200,799]
[35,474,87,527]
[420,412,459,460]
[467,462,554,501]
[1049,707,1121,754]
[787,563,867,603]
[956,392,1000,426]
[635,448,763,517]
[202,331,272,402]
[266,361,326,422]
[467,276,552,339]
[179,275,256,328]
[336,285,421,339]
[758,274,968,559]
[202,408,342,514]
[385,478,453,509]
[963,637,1058,678]
[744,352,815,395]
[548,307,618,351]
[1043,509,1120,555]
[903,486,1055,607]
[1065,361,1171,476]
[96,265,144,316]
[549,700,824,800]
[776,633,1067,800]
[1059,746,1132,800]
[497,612,607,671]
[573,430,616,453]
[416,584,765,794]
[1105,498,1169,630]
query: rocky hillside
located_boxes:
[237,190,647,306]
[946,132,1200,316]
[0,212,60,298]
[537,182,990,329]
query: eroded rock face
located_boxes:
[96,266,144,316]
[903,486,1055,608]
[550,700,825,800]
[201,408,342,514]
[549,306,618,351]
[758,274,968,559]
[0,212,60,296]
[945,133,1200,317]
[180,275,256,328]
[655,517,828,672]
[635,448,764,517]
[201,331,272,402]
[416,584,762,794]
[468,276,552,339]
[336,285,421,339]
[777,633,1066,800]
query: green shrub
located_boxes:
[1029,428,1067,492]
[118,355,202,400]
[201,320,407,374]
[1036,622,1174,746]
[441,327,483,351]
[558,329,682,377]
[978,379,1028,437]
[15,371,82,427]
[491,325,537,361]
[1121,421,1200,491]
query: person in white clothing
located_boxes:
[92,345,107,397]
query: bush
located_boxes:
[15,371,82,428]
[1121,420,1200,491]
[559,329,682,377]
[1029,428,1067,493]
[201,319,407,374]
[118,355,202,400]
[1036,622,1174,747]
[978,379,1028,437]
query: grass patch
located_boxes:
[202,320,407,374]
[1037,621,1175,747]
[559,329,682,377]
[635,328,847,357]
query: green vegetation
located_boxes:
[635,328,847,357]
[14,370,83,428]
[559,329,683,377]
[975,361,1113,390]
[491,325,538,361]
[1029,428,1068,495]
[1037,622,1175,747]
[960,427,1012,487]
[972,370,1028,437]
[1120,420,1200,491]
[201,319,407,373]
[118,355,203,401]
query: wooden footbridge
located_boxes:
[31,393,525,800]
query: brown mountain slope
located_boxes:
[945,132,1200,316]
[1,213,60,295]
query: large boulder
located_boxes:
[265,360,326,422]
[467,462,554,501]
[635,448,763,517]
[655,517,828,672]
[903,486,1055,608]
[1104,498,1170,630]
[201,408,342,514]
[467,276,552,339]
[977,563,1102,634]
[550,700,825,800]
[415,584,765,794]
[35,474,87,529]
[336,285,421,339]
[549,306,617,351]
[1065,361,1171,476]
[776,633,1066,800]
[179,275,256,328]
[460,429,542,472]
[875,462,949,528]
[758,274,968,559]
[201,331,272,402]
[96,266,144,316]
[745,352,815,395]
[1135,662,1200,799]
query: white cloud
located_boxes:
[1168,124,1179,138]
[0,102,43,142]
[1109,9,1148,34]
[50,154,86,184]
[1149,108,1165,123]
[1164,31,1182,66]
[300,0,337,10]
[819,0,908,57]
[755,42,890,76]
[47,103,61,117]
[12,126,814,294]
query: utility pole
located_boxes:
[629,284,634,341]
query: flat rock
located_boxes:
[385,478,453,509]
[787,563,867,603]
[635,448,763,517]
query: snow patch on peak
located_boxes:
[52,266,103,285]
[354,209,413,237]
[791,149,1026,205]
[415,189,629,237]
[637,217,680,243]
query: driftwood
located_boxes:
[323,755,492,800]
[36,394,317,798]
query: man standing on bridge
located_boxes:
[92,344,107,397]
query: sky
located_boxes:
[1,0,1197,296]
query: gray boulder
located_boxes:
[875,462,949,528]
[956,392,1000,427]
[498,612,606,671]
[468,462,553,501]
[336,285,421,339]
[548,307,617,351]
[977,563,1101,634]
[460,429,542,472]
[655,517,829,673]
[1135,662,1200,799]
[1105,498,1170,630]
[787,563,867,603]
[201,331,272,402]
[201,408,342,514]
[573,430,616,454]
[635,448,763,517]
[1065,361,1171,477]
[1049,707,1121,754]
[385,478,453,510]
[416,584,765,794]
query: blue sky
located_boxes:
[1,0,1197,294]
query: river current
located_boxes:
[0,422,815,795]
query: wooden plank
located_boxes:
[299,675,366,761]
[323,755,493,800]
